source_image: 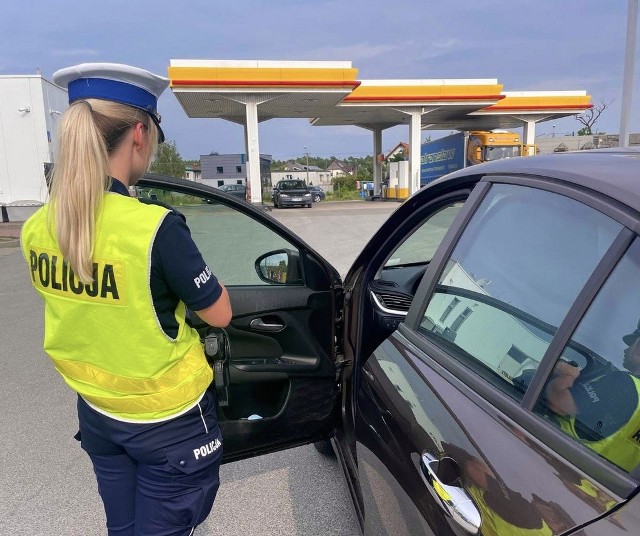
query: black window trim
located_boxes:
[403,174,640,492]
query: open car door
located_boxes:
[136,175,342,463]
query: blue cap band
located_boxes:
[68,78,158,115]
[67,77,165,142]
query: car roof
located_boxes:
[441,148,640,213]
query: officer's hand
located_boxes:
[544,360,580,416]
[552,360,580,384]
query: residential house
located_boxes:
[327,160,354,179]
[184,163,201,182]
[385,142,409,161]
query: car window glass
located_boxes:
[137,187,298,285]
[282,181,304,189]
[534,239,640,473]
[418,184,622,401]
[384,202,464,267]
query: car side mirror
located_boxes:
[255,249,303,285]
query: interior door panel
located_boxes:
[185,264,339,463]
[135,177,341,464]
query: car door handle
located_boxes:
[420,452,481,535]
[249,318,285,332]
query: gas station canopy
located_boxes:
[169,60,360,124]
[168,60,592,202]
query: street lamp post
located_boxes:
[620,0,638,147]
[304,146,309,185]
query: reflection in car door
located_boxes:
[136,177,341,462]
[355,179,637,535]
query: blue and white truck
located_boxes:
[420,131,523,186]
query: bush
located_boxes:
[333,174,358,192]
[326,189,361,201]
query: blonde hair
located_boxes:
[49,99,159,282]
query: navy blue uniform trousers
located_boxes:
[77,389,223,536]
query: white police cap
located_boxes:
[52,63,169,142]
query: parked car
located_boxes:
[217,183,247,200]
[272,179,313,208]
[138,148,640,535]
[308,185,326,203]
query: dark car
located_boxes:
[138,148,640,535]
[272,179,313,208]
[217,184,247,201]
[308,185,326,203]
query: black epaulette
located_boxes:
[138,198,186,222]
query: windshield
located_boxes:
[279,181,305,190]
[483,145,521,161]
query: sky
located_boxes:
[1,0,638,161]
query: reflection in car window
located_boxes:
[137,187,297,285]
[384,202,463,267]
[419,184,622,400]
[535,240,640,473]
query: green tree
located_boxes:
[150,140,185,178]
[349,155,373,180]
[270,159,287,171]
[577,127,606,136]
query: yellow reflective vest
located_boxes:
[468,485,552,536]
[559,375,640,473]
[21,193,212,421]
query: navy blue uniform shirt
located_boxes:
[110,179,222,337]
[570,370,638,441]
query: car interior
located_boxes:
[363,199,466,358]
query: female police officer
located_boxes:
[21,63,232,535]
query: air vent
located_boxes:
[373,292,413,313]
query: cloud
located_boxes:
[49,48,100,58]
[432,39,459,51]
[303,43,402,62]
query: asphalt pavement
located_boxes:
[0,199,397,535]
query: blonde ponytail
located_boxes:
[48,99,157,283]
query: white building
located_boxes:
[184,163,202,182]
[0,74,68,220]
